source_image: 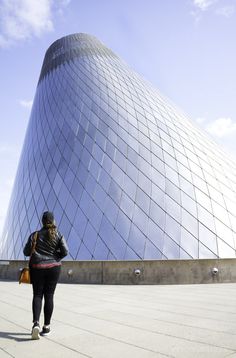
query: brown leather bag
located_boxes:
[19,267,31,284]
[19,232,38,284]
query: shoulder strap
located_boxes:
[30,231,39,257]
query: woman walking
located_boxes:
[23,211,68,340]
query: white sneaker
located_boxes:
[31,323,40,340]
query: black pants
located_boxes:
[30,266,61,326]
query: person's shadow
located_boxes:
[0,331,32,342]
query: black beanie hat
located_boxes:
[42,211,55,226]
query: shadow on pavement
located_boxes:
[0,331,32,342]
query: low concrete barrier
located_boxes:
[1,259,236,284]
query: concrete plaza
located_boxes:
[0,281,236,358]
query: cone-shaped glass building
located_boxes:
[1,33,236,260]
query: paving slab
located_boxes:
[0,281,236,357]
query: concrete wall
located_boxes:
[1,259,236,285]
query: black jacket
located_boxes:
[23,228,68,266]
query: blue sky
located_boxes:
[0,0,236,234]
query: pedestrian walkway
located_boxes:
[0,281,236,357]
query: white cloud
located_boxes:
[191,0,218,23]
[215,5,235,17]
[192,0,235,20]
[193,0,217,11]
[0,0,70,47]
[0,0,53,46]
[206,117,236,138]
[19,99,33,109]
[195,117,206,124]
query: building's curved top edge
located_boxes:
[45,33,98,53]
[38,33,117,84]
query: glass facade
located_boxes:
[1,33,236,260]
